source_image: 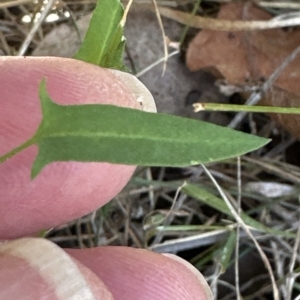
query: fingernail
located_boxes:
[162,253,214,300]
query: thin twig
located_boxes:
[256,1,300,10]
[0,0,32,9]
[136,49,179,77]
[157,6,300,31]
[151,0,169,75]
[18,0,56,56]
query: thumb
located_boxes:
[0,56,139,239]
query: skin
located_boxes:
[0,57,213,299]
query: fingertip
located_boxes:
[0,238,113,300]
[162,253,213,300]
[67,246,212,300]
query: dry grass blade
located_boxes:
[256,1,300,10]
[135,49,179,77]
[120,0,134,26]
[149,225,234,253]
[285,204,300,300]
[201,164,280,300]
[151,0,168,74]
[0,0,32,9]
[244,156,300,185]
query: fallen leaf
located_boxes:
[186,2,300,139]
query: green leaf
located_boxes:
[182,183,296,238]
[29,81,269,178]
[73,0,126,70]
[219,230,236,273]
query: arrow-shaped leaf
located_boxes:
[28,81,269,178]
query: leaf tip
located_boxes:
[259,137,272,148]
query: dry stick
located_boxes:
[157,6,300,31]
[136,49,179,78]
[201,164,280,300]
[152,0,169,75]
[256,1,300,9]
[18,0,56,56]
[0,0,32,9]
[228,44,300,129]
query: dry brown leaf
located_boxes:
[266,87,300,140]
[186,2,300,139]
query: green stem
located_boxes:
[0,137,36,164]
[179,0,202,46]
[194,103,300,114]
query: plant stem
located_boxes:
[179,0,202,46]
[194,103,300,114]
[0,137,36,163]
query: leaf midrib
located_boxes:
[96,5,122,64]
[40,131,204,144]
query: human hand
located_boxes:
[0,57,213,299]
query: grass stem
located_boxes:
[194,103,300,114]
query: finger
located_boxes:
[0,238,113,300]
[67,246,213,300]
[0,57,139,239]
